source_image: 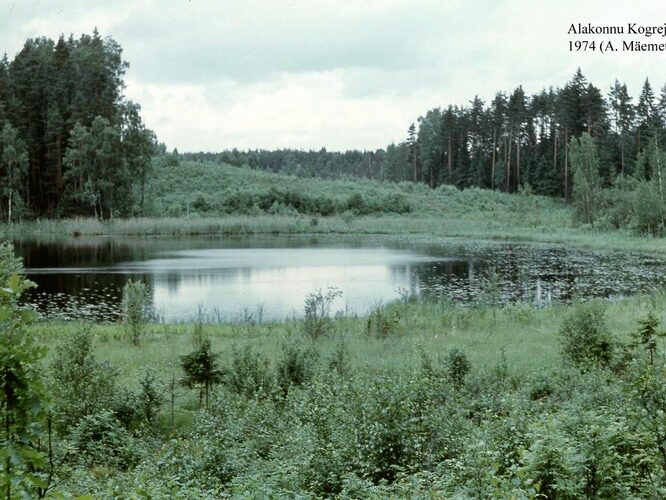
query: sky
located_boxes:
[2,0,666,152]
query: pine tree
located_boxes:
[406,123,417,182]
[609,80,635,174]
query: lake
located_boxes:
[14,235,666,322]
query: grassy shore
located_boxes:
[4,213,666,254]
[3,161,665,253]
[31,289,666,391]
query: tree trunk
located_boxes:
[506,130,512,192]
[516,132,521,189]
[620,135,625,175]
[564,127,569,201]
[447,132,452,184]
[553,129,557,172]
[490,127,497,190]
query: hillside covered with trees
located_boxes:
[195,70,665,197]
[182,70,666,235]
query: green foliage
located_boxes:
[32,297,666,497]
[559,302,614,368]
[444,347,471,387]
[122,279,150,345]
[0,241,22,284]
[1,31,155,218]
[138,371,163,427]
[70,411,141,470]
[151,163,414,217]
[276,341,318,396]
[303,287,342,339]
[327,339,352,378]
[631,312,666,364]
[50,327,121,431]
[0,122,29,222]
[12,256,666,496]
[634,180,665,236]
[364,303,401,338]
[0,244,47,498]
[180,339,223,409]
[570,132,602,225]
[527,372,556,401]
[224,344,273,399]
[627,360,666,479]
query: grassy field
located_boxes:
[3,160,666,253]
[32,290,666,401]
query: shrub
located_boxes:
[633,181,665,236]
[346,193,367,214]
[50,328,122,431]
[138,371,164,427]
[528,373,556,401]
[0,241,22,283]
[327,339,351,378]
[365,303,400,338]
[0,242,48,498]
[303,287,342,339]
[444,347,471,387]
[122,279,150,346]
[224,344,273,398]
[630,312,666,364]
[559,302,614,368]
[276,341,318,395]
[70,412,141,470]
[180,339,224,409]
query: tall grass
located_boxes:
[30,290,666,388]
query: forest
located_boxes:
[0,30,156,221]
[188,69,666,208]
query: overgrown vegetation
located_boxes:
[122,280,150,346]
[3,238,666,497]
[0,243,49,498]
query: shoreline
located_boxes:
[3,214,665,254]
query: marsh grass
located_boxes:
[32,291,666,395]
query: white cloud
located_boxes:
[2,0,666,151]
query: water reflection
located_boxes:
[15,235,666,322]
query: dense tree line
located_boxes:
[181,147,407,182]
[0,30,156,220]
[189,69,666,199]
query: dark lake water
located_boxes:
[14,235,666,322]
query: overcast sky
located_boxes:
[2,0,666,151]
